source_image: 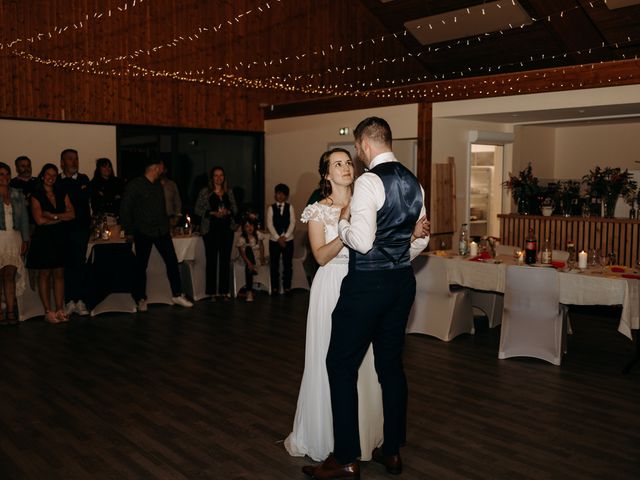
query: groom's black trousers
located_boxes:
[327,266,416,464]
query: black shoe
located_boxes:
[371,447,402,475]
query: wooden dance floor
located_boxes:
[0,292,639,479]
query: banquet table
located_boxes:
[427,252,640,340]
[17,234,206,320]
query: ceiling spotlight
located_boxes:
[339,127,349,135]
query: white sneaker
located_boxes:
[137,299,148,312]
[75,300,90,316]
[172,295,193,308]
[64,301,76,316]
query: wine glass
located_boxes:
[588,248,599,268]
[598,252,609,273]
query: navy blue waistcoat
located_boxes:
[349,162,422,271]
[272,203,291,236]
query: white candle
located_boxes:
[469,241,478,257]
[578,250,588,269]
[517,251,524,264]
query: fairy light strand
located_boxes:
[0,0,146,50]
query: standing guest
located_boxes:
[27,164,75,324]
[119,155,193,312]
[58,148,91,316]
[10,155,38,227]
[194,166,238,301]
[266,183,295,295]
[160,169,182,228]
[303,117,429,479]
[235,218,266,303]
[0,162,30,325]
[90,157,124,218]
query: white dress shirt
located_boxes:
[338,152,429,260]
[266,202,296,242]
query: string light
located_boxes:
[7,0,637,101]
[0,0,146,50]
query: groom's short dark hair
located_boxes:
[354,117,392,147]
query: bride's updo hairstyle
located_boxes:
[318,147,352,200]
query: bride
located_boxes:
[284,147,384,462]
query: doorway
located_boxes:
[467,130,514,240]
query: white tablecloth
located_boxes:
[18,235,207,319]
[428,253,639,340]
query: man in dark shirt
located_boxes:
[119,156,193,312]
[59,148,92,316]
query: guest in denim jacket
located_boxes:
[0,162,30,325]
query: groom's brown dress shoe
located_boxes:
[371,447,402,475]
[302,454,360,479]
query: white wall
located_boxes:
[513,125,556,179]
[0,119,116,177]
[264,104,418,221]
[554,122,640,179]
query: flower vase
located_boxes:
[517,196,529,215]
[602,195,617,218]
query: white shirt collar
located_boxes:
[60,172,79,180]
[368,151,396,170]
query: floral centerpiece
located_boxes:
[555,180,581,216]
[502,163,539,215]
[582,167,637,218]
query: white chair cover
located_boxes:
[407,255,474,341]
[498,265,564,365]
[470,289,504,328]
[290,229,310,291]
[232,259,272,297]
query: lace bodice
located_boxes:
[301,202,349,264]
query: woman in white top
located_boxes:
[284,148,384,462]
[0,162,30,325]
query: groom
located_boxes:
[303,117,429,479]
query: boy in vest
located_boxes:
[266,183,296,295]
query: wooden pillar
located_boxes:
[417,102,432,218]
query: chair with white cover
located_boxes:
[289,229,310,291]
[498,265,565,365]
[231,230,271,297]
[470,289,504,328]
[407,255,475,341]
[470,244,514,328]
[232,259,272,297]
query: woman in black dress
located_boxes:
[27,164,75,323]
[90,157,124,218]
[194,166,238,301]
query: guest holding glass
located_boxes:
[194,166,238,301]
[90,157,124,218]
[0,162,30,325]
[27,164,75,323]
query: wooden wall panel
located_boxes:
[499,214,640,267]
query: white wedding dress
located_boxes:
[284,202,383,462]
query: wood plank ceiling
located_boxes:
[1,0,639,128]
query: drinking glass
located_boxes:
[598,253,609,273]
[608,251,617,266]
[588,248,599,267]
